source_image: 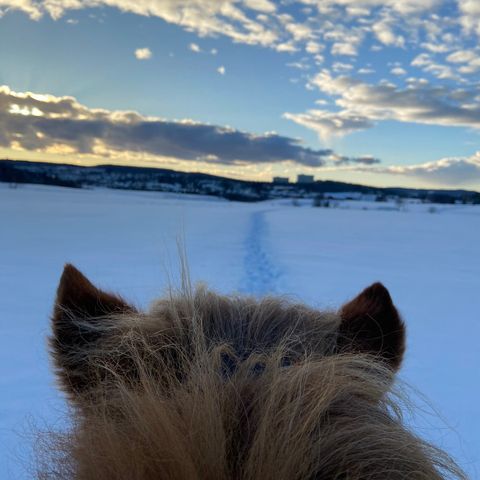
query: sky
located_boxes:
[0,0,479,190]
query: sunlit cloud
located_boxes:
[391,67,407,75]
[189,43,201,53]
[285,70,480,138]
[134,47,152,60]
[284,109,374,140]
[0,85,374,167]
[363,152,480,186]
[2,0,475,61]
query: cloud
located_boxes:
[0,0,43,20]
[1,0,476,108]
[445,49,480,74]
[305,41,323,54]
[189,43,201,53]
[358,68,375,74]
[458,0,480,37]
[243,0,276,13]
[420,42,451,53]
[390,67,406,75]
[310,0,442,15]
[217,66,226,75]
[331,42,358,56]
[283,109,374,139]
[373,152,480,185]
[332,62,353,72]
[0,85,371,167]
[446,49,476,63]
[0,0,457,66]
[285,70,480,138]
[134,47,152,60]
[411,53,461,80]
[333,154,381,165]
[3,0,480,141]
[372,20,405,47]
[2,1,281,49]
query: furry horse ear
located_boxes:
[51,264,136,398]
[338,282,406,370]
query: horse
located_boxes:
[38,263,466,480]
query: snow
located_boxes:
[1,183,479,479]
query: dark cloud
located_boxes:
[334,155,381,165]
[0,86,375,167]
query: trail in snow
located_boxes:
[241,210,282,296]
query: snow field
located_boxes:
[0,184,478,478]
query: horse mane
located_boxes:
[37,281,466,480]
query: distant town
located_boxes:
[1,159,479,205]
[273,174,314,184]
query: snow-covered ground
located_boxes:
[1,183,478,479]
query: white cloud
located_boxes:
[332,62,353,72]
[391,67,407,75]
[275,42,298,53]
[420,42,451,53]
[189,42,201,53]
[411,53,461,80]
[287,61,310,70]
[458,58,480,74]
[285,21,314,41]
[285,70,480,137]
[217,65,226,75]
[331,42,358,56]
[134,47,152,60]
[376,152,480,185]
[305,41,322,54]
[0,0,473,86]
[244,0,276,13]
[0,0,43,20]
[358,67,375,74]
[283,109,374,140]
[33,1,280,48]
[445,49,480,74]
[303,0,442,15]
[446,50,477,63]
[411,53,431,67]
[458,0,480,37]
[345,6,370,16]
[372,20,405,47]
[325,26,364,56]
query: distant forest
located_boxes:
[1,159,479,204]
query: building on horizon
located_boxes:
[272,176,289,184]
[297,174,314,184]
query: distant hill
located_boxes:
[1,159,479,204]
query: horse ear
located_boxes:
[51,264,135,397]
[338,283,405,370]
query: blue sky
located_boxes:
[0,1,479,189]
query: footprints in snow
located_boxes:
[241,210,282,296]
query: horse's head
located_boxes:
[45,264,463,480]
